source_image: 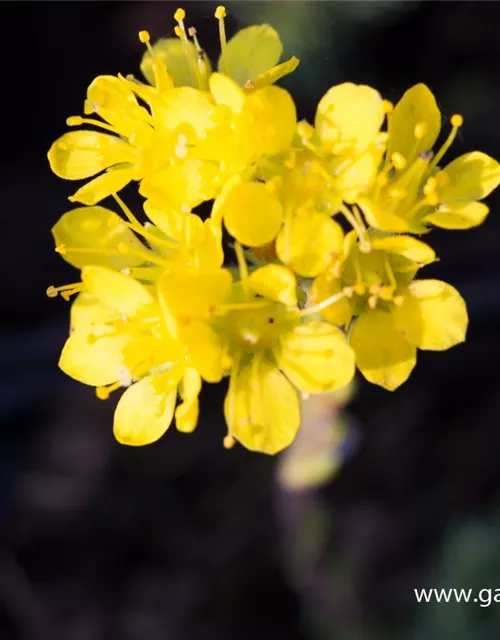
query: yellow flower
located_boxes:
[217,262,355,454]
[358,84,500,233]
[311,234,466,389]
[140,6,299,91]
[48,76,157,205]
[59,266,202,445]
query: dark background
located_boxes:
[2,1,500,638]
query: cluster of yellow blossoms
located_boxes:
[47,7,500,454]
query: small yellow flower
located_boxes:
[358,84,500,232]
[139,7,299,91]
[217,263,355,454]
[311,235,466,389]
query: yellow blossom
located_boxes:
[311,235,467,389]
[358,84,500,233]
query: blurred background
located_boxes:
[2,1,500,638]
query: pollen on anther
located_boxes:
[391,152,406,170]
[215,5,227,19]
[138,30,150,44]
[174,8,186,22]
[382,99,394,114]
[46,286,58,298]
[414,121,428,139]
[174,25,184,37]
[66,116,83,126]
[451,113,464,127]
[223,434,235,449]
[96,386,110,400]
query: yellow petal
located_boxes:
[250,56,300,90]
[143,203,205,248]
[59,332,130,387]
[209,72,245,112]
[315,83,384,152]
[241,86,297,157]
[195,219,225,269]
[48,131,137,180]
[221,181,283,247]
[425,201,489,230]
[175,367,202,433]
[113,370,181,446]
[370,235,436,265]
[180,321,226,383]
[69,168,136,205]
[141,38,211,88]
[335,148,382,202]
[84,75,152,142]
[82,265,155,317]
[70,292,120,334]
[153,87,215,136]
[438,152,500,202]
[224,358,300,455]
[388,84,441,161]
[310,274,352,327]
[276,321,355,393]
[159,267,232,319]
[140,160,219,211]
[357,197,411,233]
[276,212,343,277]
[392,279,468,351]
[248,264,297,306]
[350,310,416,390]
[52,206,146,269]
[218,24,283,86]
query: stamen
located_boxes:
[383,254,397,290]
[429,114,463,171]
[188,27,209,90]
[139,29,172,91]
[391,152,407,170]
[111,193,142,228]
[174,8,203,88]
[299,288,352,317]
[215,6,229,75]
[414,121,428,140]
[234,242,249,295]
[96,381,121,400]
[66,116,118,134]
[117,242,169,267]
[46,282,84,300]
[382,99,394,114]
[340,204,371,253]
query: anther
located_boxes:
[418,150,434,161]
[66,116,83,126]
[174,8,186,22]
[451,113,463,127]
[138,30,150,44]
[215,5,227,19]
[174,25,184,37]
[188,26,196,37]
[423,176,438,195]
[382,99,394,114]
[414,121,428,139]
[391,152,407,170]
[96,386,110,400]
[223,434,235,449]
[368,295,378,310]
[55,244,67,255]
[244,80,255,89]
[46,286,58,298]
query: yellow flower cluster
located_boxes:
[47,7,500,454]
